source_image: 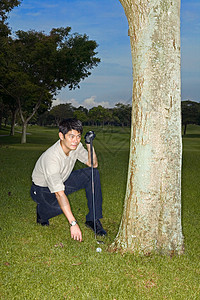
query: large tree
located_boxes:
[111,0,184,255]
[0,0,21,21]
[0,0,21,34]
[0,27,100,143]
[113,103,132,126]
[0,95,10,129]
[88,105,112,126]
[73,106,89,124]
[49,103,74,126]
[0,92,18,134]
[181,100,200,135]
[0,1,21,132]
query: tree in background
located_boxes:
[0,0,21,33]
[49,103,74,126]
[0,95,10,129]
[0,93,18,135]
[181,100,200,135]
[113,103,132,126]
[88,105,112,126]
[0,0,21,132]
[73,106,89,124]
[0,11,100,143]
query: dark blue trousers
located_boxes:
[30,168,103,223]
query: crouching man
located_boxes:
[30,119,106,242]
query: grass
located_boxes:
[0,124,200,299]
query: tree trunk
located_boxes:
[4,116,8,128]
[17,95,42,144]
[184,123,187,136]
[111,0,184,254]
[10,108,18,136]
[0,111,2,129]
[21,121,27,144]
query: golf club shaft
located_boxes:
[90,140,96,238]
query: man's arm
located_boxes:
[84,131,98,168]
[55,191,82,242]
[85,144,98,168]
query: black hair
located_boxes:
[59,118,83,135]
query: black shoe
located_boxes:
[85,219,107,236]
[37,211,49,226]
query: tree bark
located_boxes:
[10,108,18,136]
[0,111,2,129]
[4,116,8,127]
[111,0,184,254]
[17,96,42,144]
[184,123,187,136]
[21,121,27,144]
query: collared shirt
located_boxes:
[32,140,88,193]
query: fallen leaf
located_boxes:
[144,252,151,257]
[170,250,175,258]
[54,242,64,248]
[71,262,82,266]
[145,279,157,288]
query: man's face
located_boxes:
[60,130,82,153]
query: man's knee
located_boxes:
[93,168,101,183]
[85,167,100,179]
[30,184,38,203]
[93,168,100,176]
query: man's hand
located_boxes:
[84,131,96,144]
[70,224,82,242]
[55,191,82,242]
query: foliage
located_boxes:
[181,100,200,135]
[0,124,199,298]
[30,102,133,128]
[113,102,132,126]
[0,0,21,48]
[73,109,88,124]
[0,96,9,127]
[88,105,112,126]
[0,26,100,142]
[0,0,21,21]
[49,103,74,125]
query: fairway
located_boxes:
[0,125,199,299]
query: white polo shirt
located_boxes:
[32,140,88,193]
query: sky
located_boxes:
[8,0,200,109]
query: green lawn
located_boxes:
[0,125,199,299]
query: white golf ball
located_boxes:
[96,247,102,253]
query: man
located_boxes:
[30,118,106,242]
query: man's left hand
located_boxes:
[84,131,96,144]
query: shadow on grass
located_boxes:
[0,128,58,146]
[0,135,21,145]
[182,134,200,138]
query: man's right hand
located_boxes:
[84,131,96,144]
[70,224,82,242]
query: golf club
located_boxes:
[90,136,105,245]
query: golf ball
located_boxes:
[96,247,102,253]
